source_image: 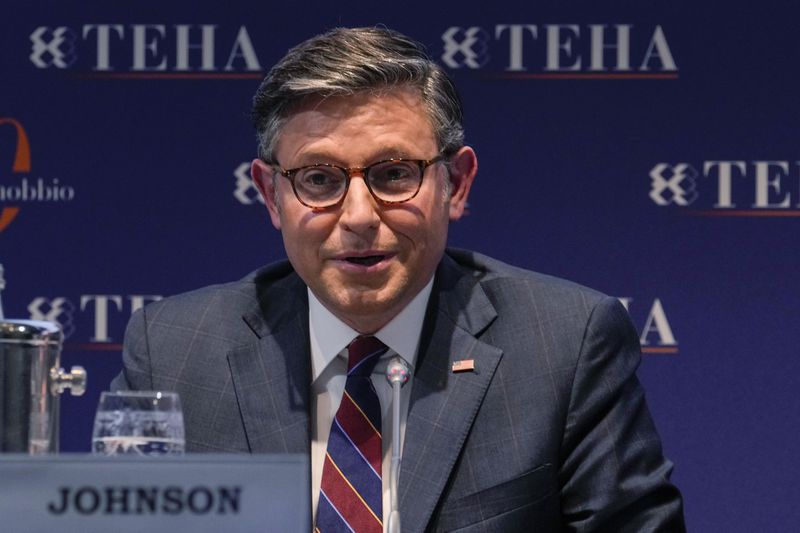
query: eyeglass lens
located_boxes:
[293,160,423,206]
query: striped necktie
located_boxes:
[316,336,387,533]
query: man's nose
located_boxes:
[339,175,380,232]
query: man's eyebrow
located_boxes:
[292,148,422,167]
[290,152,343,166]
[369,147,426,160]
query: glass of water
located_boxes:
[92,391,185,455]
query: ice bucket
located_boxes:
[0,319,85,453]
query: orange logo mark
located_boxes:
[0,118,31,173]
[0,117,31,232]
[0,207,20,232]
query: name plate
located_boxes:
[0,454,310,532]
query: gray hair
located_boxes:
[251,27,465,162]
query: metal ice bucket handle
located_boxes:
[1,319,88,453]
[0,320,85,398]
[50,365,87,396]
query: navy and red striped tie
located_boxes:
[316,336,387,533]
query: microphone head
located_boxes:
[386,357,410,386]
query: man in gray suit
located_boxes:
[114,27,685,532]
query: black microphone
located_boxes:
[385,356,410,533]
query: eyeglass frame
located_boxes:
[263,154,449,210]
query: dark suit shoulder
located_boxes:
[439,248,624,384]
[445,248,608,316]
[140,259,300,344]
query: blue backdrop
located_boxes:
[2,1,799,530]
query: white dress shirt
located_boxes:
[309,278,433,531]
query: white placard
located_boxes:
[0,454,310,532]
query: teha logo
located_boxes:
[232,162,263,205]
[28,24,261,79]
[649,163,699,206]
[1,118,77,233]
[441,24,678,79]
[648,160,800,216]
[618,297,678,354]
[441,27,491,69]
[28,297,77,338]
[30,27,78,68]
[28,294,162,347]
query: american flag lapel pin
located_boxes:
[451,359,475,373]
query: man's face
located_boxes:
[252,88,476,333]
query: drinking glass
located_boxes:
[92,391,185,455]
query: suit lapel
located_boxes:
[399,255,502,533]
[227,266,312,454]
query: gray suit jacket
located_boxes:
[112,249,685,532]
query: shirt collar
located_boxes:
[309,277,434,383]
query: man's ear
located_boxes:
[446,146,478,221]
[251,158,282,230]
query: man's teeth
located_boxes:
[346,255,384,265]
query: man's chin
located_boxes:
[334,293,397,315]
[320,289,405,330]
